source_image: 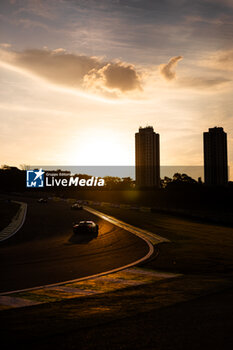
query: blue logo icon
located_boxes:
[26,169,45,188]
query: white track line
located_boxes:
[84,206,169,244]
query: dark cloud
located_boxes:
[0,48,142,96]
[1,0,233,67]
[159,56,183,80]
[103,62,141,91]
[84,62,142,92]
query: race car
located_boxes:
[73,221,99,235]
[71,203,83,210]
[37,198,47,203]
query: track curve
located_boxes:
[0,197,151,293]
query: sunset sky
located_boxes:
[0,0,233,178]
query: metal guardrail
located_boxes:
[0,201,27,242]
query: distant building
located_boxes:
[135,126,160,187]
[204,127,228,185]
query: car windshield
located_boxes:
[79,222,93,226]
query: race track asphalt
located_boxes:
[0,197,149,293]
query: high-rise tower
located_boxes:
[135,126,160,188]
[204,127,228,185]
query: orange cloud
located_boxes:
[178,76,231,89]
[159,55,183,80]
[84,62,142,94]
[0,48,142,97]
[202,49,233,71]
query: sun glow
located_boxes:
[64,128,132,166]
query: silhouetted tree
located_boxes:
[173,173,197,184]
[20,164,31,170]
[160,176,172,188]
[121,177,134,189]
